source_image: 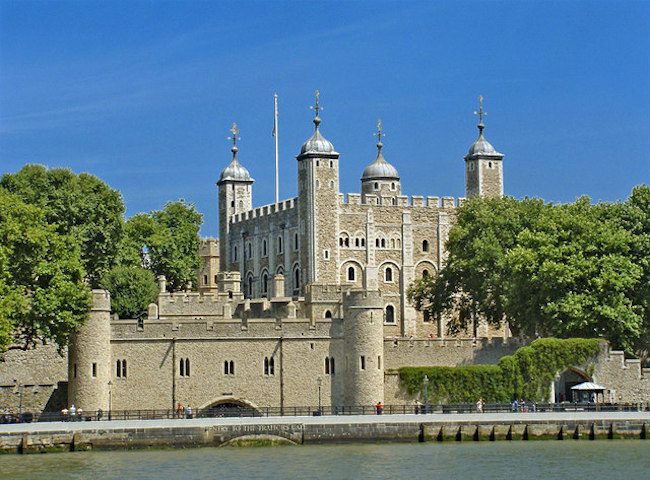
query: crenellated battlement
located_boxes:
[230,197,298,224]
[340,193,464,209]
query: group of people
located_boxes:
[511,399,536,412]
[176,403,193,419]
[60,404,85,421]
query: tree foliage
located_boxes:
[0,189,91,352]
[0,165,125,287]
[408,187,649,357]
[99,265,159,320]
[116,200,202,292]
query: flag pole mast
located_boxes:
[274,93,279,204]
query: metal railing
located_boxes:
[1,402,647,424]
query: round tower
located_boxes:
[68,289,112,413]
[343,289,385,407]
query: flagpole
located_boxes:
[274,93,279,204]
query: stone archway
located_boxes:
[556,368,591,402]
[200,396,261,417]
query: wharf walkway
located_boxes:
[1,411,648,453]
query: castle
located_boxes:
[1,95,647,415]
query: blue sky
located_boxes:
[1,0,648,236]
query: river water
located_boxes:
[1,441,648,479]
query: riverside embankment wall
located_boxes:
[0,412,647,454]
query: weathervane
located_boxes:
[228,122,240,149]
[474,95,486,131]
[310,89,322,118]
[374,119,384,153]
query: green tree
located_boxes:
[0,165,125,287]
[408,189,648,356]
[118,200,202,292]
[99,265,159,320]
[0,189,91,352]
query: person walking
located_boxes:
[476,397,484,413]
[376,402,383,415]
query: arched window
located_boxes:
[355,238,360,247]
[179,358,190,377]
[392,198,397,205]
[422,269,429,278]
[224,360,235,375]
[391,182,395,190]
[385,267,393,282]
[375,238,380,247]
[374,182,379,190]
[347,266,355,282]
[385,305,395,324]
[293,267,300,290]
[489,161,493,168]
[262,272,269,295]
[381,239,386,248]
[361,238,365,247]
[247,275,254,298]
[324,310,332,319]
[230,360,235,375]
[344,238,349,247]
[422,240,429,252]
[391,239,395,249]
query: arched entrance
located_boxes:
[199,397,261,417]
[556,368,591,402]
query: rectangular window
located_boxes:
[203,275,208,285]
[73,363,77,378]
[378,356,382,370]
[122,359,127,378]
[92,363,97,378]
[360,356,366,371]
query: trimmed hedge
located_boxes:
[398,338,602,403]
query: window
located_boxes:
[116,359,127,378]
[355,238,360,247]
[347,266,355,282]
[324,249,330,260]
[179,358,190,377]
[330,161,333,168]
[423,310,431,323]
[247,242,252,259]
[294,233,299,250]
[73,363,77,379]
[325,357,335,375]
[263,240,267,257]
[224,360,235,375]
[361,238,365,247]
[391,182,395,190]
[316,179,320,189]
[92,363,97,378]
[264,357,275,376]
[233,246,238,261]
[381,239,386,248]
[293,267,300,290]
[391,239,395,249]
[278,236,283,254]
[316,160,320,167]
[324,310,332,319]
[385,305,395,324]
[203,275,208,285]
[489,161,493,168]
[247,275,254,298]
[360,356,366,370]
[214,275,218,283]
[228,290,233,299]
[345,238,349,247]
[422,240,429,252]
[375,238,380,247]
[231,200,235,207]
[262,272,269,295]
[392,198,397,205]
[378,355,382,369]
[374,182,379,190]
[385,267,393,282]
[422,269,429,278]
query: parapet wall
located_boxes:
[340,193,465,209]
[384,337,523,370]
[230,197,298,224]
[594,346,650,403]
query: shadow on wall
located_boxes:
[42,382,68,413]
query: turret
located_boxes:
[218,123,254,271]
[68,289,112,413]
[343,289,385,407]
[361,119,401,204]
[296,90,340,291]
[464,96,504,198]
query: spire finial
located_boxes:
[309,89,322,129]
[374,118,384,153]
[228,122,240,157]
[474,95,486,134]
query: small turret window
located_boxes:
[422,240,429,252]
[385,305,395,324]
[374,182,379,190]
[391,182,395,190]
[347,266,355,282]
[385,267,393,282]
[294,233,299,250]
[278,236,283,254]
[116,359,127,378]
[489,161,493,168]
[262,240,267,257]
[330,161,333,168]
[324,310,332,319]
[264,357,275,376]
[224,360,235,375]
[262,272,269,295]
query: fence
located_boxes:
[0,402,647,424]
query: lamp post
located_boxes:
[317,376,322,415]
[423,375,429,414]
[108,380,113,421]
